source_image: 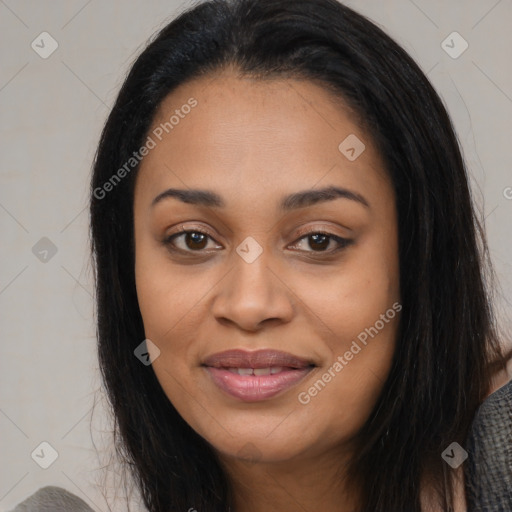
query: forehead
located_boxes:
[134,71,391,207]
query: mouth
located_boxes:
[202,349,316,402]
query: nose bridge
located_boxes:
[233,241,274,298]
[211,240,294,330]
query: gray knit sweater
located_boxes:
[464,378,512,511]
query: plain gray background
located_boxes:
[1,1,511,511]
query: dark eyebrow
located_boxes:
[280,186,369,210]
[151,188,224,208]
[151,186,370,210]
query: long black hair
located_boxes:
[89,0,509,510]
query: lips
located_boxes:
[203,349,313,369]
[202,349,315,402]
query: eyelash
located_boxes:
[162,226,352,257]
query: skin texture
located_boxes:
[133,69,402,511]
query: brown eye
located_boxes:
[289,231,352,253]
[307,233,330,251]
[163,229,220,253]
[184,232,208,250]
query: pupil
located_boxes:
[187,232,207,250]
[310,234,329,251]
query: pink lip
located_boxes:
[203,349,315,402]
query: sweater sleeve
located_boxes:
[9,485,95,512]
[464,378,512,511]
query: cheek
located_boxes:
[294,240,399,354]
[290,239,399,436]
[135,265,204,370]
[294,282,399,445]
[134,240,196,390]
[134,239,224,412]
[134,234,205,343]
[135,263,207,426]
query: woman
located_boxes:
[89,0,512,510]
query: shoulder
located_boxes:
[9,486,94,512]
[464,362,512,510]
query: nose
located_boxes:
[210,249,295,332]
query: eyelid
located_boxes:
[294,224,349,240]
[165,223,348,242]
[164,224,216,239]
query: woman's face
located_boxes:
[133,70,401,466]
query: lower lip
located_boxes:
[205,367,313,402]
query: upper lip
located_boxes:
[203,349,314,369]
